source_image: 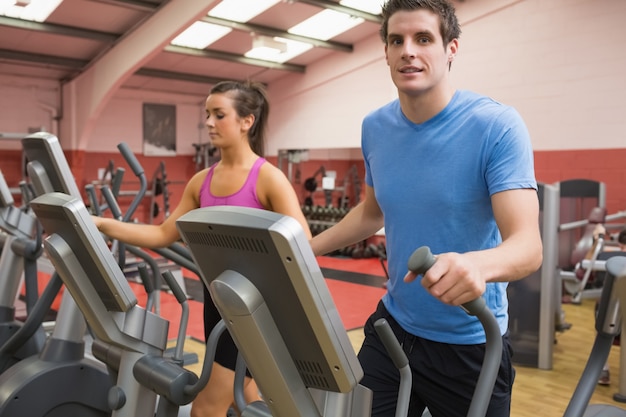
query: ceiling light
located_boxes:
[245,37,312,64]
[171,21,232,50]
[208,0,280,23]
[0,0,62,22]
[252,35,288,53]
[171,0,279,50]
[288,9,364,41]
[339,0,382,15]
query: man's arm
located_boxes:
[409,188,543,306]
[478,188,543,281]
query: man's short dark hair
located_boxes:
[379,0,461,47]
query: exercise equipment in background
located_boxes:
[507,182,560,370]
[0,132,112,416]
[92,158,175,225]
[192,141,219,172]
[303,165,332,207]
[508,178,625,374]
[149,161,171,224]
[562,256,626,417]
[302,164,362,209]
[0,169,46,369]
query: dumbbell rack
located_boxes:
[302,204,387,260]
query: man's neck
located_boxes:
[398,85,456,124]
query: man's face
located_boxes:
[384,9,457,97]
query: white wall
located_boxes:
[0,75,60,151]
[88,88,208,155]
[268,0,626,154]
[451,0,626,151]
[1,0,624,155]
[267,32,395,155]
[0,73,208,155]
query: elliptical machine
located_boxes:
[562,254,626,417]
[0,132,114,416]
[28,191,213,416]
[0,169,46,370]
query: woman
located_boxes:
[93,80,311,417]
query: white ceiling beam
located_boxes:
[60,0,220,151]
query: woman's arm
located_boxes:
[93,169,206,248]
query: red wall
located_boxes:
[534,148,626,215]
[2,147,625,223]
[0,150,24,186]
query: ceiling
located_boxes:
[0,0,386,95]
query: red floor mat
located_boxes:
[157,276,386,341]
[317,256,387,277]
[157,279,384,340]
[29,256,385,341]
[325,278,385,330]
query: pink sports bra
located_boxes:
[199,157,266,209]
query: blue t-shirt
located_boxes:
[362,90,537,344]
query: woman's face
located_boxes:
[204,92,250,148]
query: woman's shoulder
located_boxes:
[187,167,211,191]
[257,159,291,189]
[257,159,283,179]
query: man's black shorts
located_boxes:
[357,300,515,417]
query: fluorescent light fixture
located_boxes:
[245,5,372,64]
[0,0,62,22]
[245,37,313,64]
[208,0,280,23]
[171,21,231,50]
[252,35,288,53]
[171,0,279,50]
[288,9,364,41]
[339,0,382,15]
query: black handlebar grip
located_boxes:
[407,246,436,275]
[110,167,125,198]
[374,318,408,369]
[136,263,155,295]
[117,142,144,177]
[85,184,101,216]
[162,270,187,304]
[407,246,486,316]
[101,185,122,219]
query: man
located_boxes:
[310,1,542,416]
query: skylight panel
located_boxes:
[208,0,280,22]
[339,0,382,15]
[288,9,364,41]
[171,0,279,50]
[171,21,231,50]
[0,0,62,22]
